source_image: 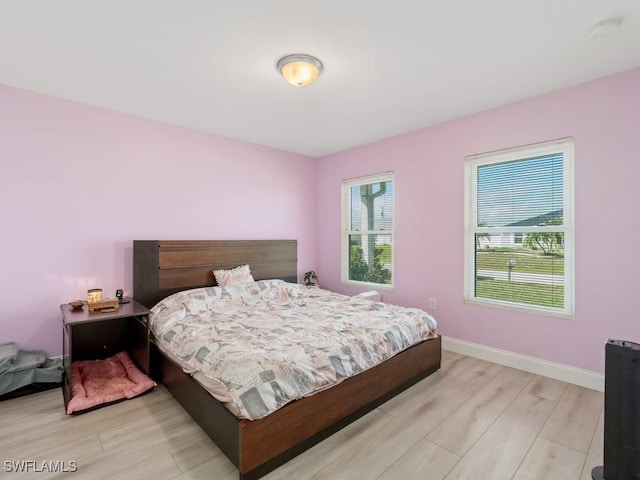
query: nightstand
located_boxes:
[60,299,150,411]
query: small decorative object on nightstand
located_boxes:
[86,288,119,312]
[115,289,130,304]
[303,270,319,287]
[68,300,84,311]
[87,288,103,303]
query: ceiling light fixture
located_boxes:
[277,54,323,87]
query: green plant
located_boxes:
[349,245,391,284]
[523,217,564,255]
[303,271,318,286]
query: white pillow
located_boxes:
[213,264,255,287]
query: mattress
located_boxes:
[150,280,438,420]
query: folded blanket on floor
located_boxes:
[0,342,19,373]
[66,351,155,414]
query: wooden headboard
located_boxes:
[133,240,298,308]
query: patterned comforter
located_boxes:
[150,279,438,420]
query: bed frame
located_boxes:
[133,239,441,479]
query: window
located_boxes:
[464,139,574,316]
[341,172,394,288]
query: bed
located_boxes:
[133,239,441,479]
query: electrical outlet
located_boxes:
[429,297,437,310]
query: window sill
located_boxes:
[464,298,574,320]
[342,280,394,292]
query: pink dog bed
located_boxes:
[66,351,155,414]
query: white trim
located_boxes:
[442,336,604,392]
[341,170,394,185]
[463,137,575,316]
[463,298,574,320]
[466,137,573,162]
[341,171,395,288]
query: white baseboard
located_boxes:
[442,336,604,392]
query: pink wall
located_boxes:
[3,68,638,371]
[316,67,640,373]
[0,84,317,356]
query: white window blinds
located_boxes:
[465,139,574,316]
[341,172,394,288]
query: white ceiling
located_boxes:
[1,1,639,158]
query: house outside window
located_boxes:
[464,139,574,316]
[341,172,394,289]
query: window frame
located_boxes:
[341,171,395,290]
[464,138,575,317]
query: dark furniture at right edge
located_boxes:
[134,239,442,480]
[591,339,640,480]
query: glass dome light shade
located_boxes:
[277,54,323,87]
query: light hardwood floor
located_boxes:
[0,350,604,480]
